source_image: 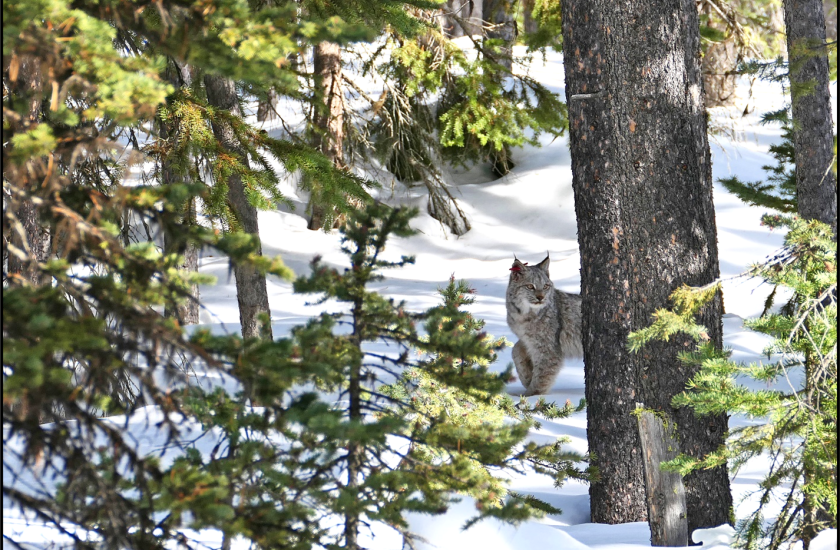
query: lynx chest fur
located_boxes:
[506,255,583,396]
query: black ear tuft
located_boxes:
[536,255,550,275]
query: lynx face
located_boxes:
[509,256,554,310]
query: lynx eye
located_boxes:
[543,284,550,290]
[526,284,535,290]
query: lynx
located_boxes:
[506,255,583,396]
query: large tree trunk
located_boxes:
[560,0,732,536]
[307,42,345,231]
[783,0,837,236]
[204,74,273,341]
[785,5,838,537]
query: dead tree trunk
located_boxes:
[636,406,689,547]
[204,74,273,341]
[783,0,837,237]
[307,41,346,231]
[560,0,732,535]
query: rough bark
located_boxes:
[783,5,838,536]
[783,0,837,236]
[560,0,732,535]
[636,407,689,547]
[7,197,52,287]
[5,55,51,287]
[308,42,346,231]
[204,74,273,340]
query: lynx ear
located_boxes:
[536,254,550,275]
[510,258,526,279]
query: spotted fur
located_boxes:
[506,255,583,396]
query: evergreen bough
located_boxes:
[286,202,587,544]
[629,215,837,549]
[4,197,586,548]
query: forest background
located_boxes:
[2,0,836,549]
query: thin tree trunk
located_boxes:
[560,0,732,536]
[342,297,366,549]
[700,3,738,107]
[801,348,825,550]
[204,74,273,341]
[256,87,279,122]
[308,42,345,231]
[7,198,51,286]
[442,0,484,37]
[5,55,51,287]
[824,0,837,42]
[161,60,200,325]
[521,0,538,35]
[162,201,200,325]
[484,0,516,72]
[783,0,837,237]
[483,0,516,176]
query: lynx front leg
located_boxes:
[512,341,534,391]
[523,357,563,396]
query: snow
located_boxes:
[3,46,836,549]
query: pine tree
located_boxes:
[351,2,567,234]
[2,0,397,545]
[288,203,588,546]
[559,0,732,534]
[629,215,837,550]
[307,40,348,231]
[719,0,838,234]
[782,0,837,236]
[4,5,586,545]
[204,73,274,341]
[159,59,201,325]
[718,107,798,213]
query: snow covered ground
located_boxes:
[3,47,837,549]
